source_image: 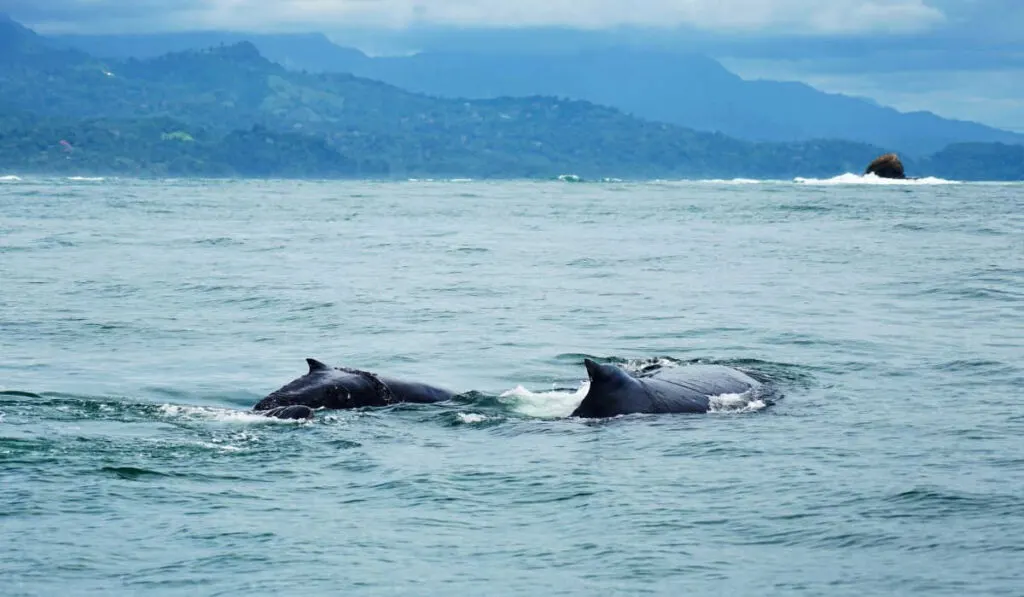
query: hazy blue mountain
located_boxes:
[49,28,1024,156]
[925,142,1024,181]
[3,18,1020,180]
[50,30,369,73]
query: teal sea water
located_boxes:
[1,175,1022,596]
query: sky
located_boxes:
[3,0,1022,131]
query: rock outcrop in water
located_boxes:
[865,153,906,179]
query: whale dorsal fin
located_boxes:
[584,358,633,386]
[306,358,330,373]
[573,359,642,418]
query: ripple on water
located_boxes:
[1,179,1023,596]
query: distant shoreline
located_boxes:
[0,172,993,184]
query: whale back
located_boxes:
[571,360,766,418]
[254,358,454,413]
[253,358,392,411]
[571,359,653,418]
[260,405,315,420]
[640,364,760,396]
[638,364,759,413]
[377,376,454,404]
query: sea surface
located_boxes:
[1,175,1022,596]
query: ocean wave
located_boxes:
[698,178,774,184]
[195,441,246,452]
[100,465,170,479]
[405,178,474,183]
[455,412,490,424]
[0,175,22,182]
[795,173,958,185]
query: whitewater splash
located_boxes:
[499,383,590,419]
[455,412,495,425]
[795,172,957,185]
[157,403,308,424]
[0,175,21,182]
[708,392,768,413]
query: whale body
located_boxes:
[571,358,768,418]
[254,358,454,419]
[254,357,771,420]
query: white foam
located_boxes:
[0,175,21,182]
[196,441,245,452]
[794,172,957,185]
[66,176,105,182]
[623,357,683,371]
[157,404,305,424]
[455,412,491,424]
[195,431,259,452]
[0,411,6,423]
[708,392,767,413]
[498,383,589,419]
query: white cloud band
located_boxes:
[14,0,946,35]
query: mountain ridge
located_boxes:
[47,28,1024,156]
[2,18,1021,180]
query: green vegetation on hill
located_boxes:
[924,143,1024,182]
[1,17,1021,180]
[49,28,1024,157]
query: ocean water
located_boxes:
[1,175,1022,596]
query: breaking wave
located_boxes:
[795,173,958,185]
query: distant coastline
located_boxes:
[4,114,1022,181]
[2,17,1023,181]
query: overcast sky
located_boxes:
[3,0,963,33]
[4,0,1022,131]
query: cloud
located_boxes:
[6,0,945,34]
[4,0,1020,131]
[692,1,1024,131]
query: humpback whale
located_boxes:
[254,357,773,420]
[571,358,769,418]
[254,358,454,419]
